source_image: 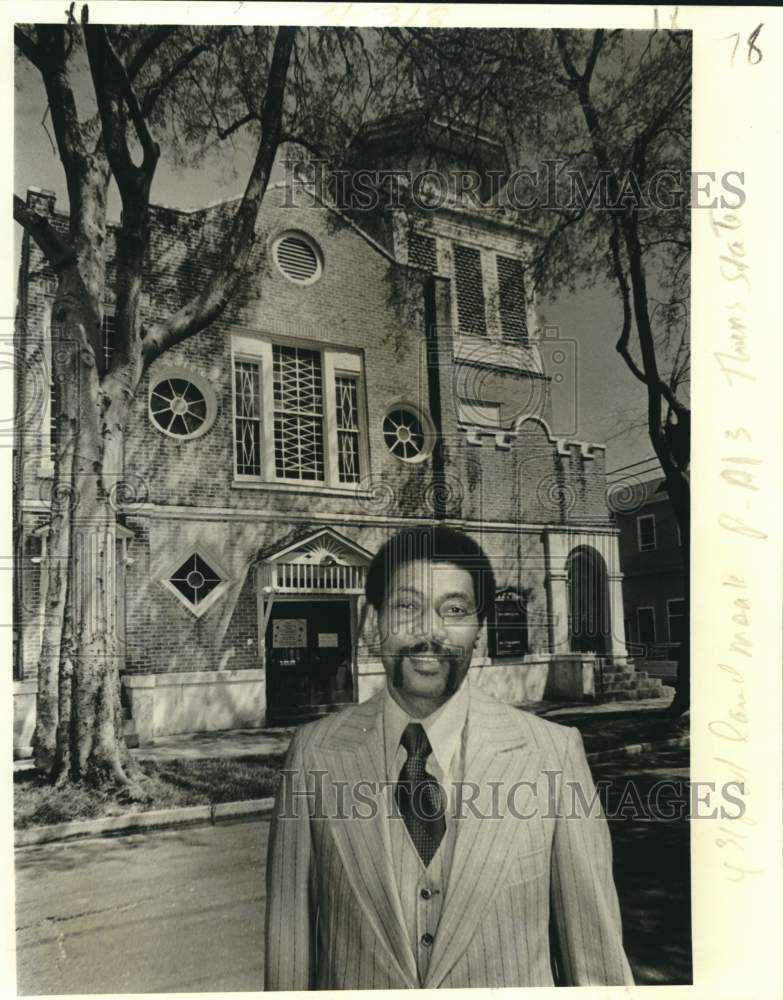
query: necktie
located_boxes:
[396,722,446,866]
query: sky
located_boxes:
[13,53,657,476]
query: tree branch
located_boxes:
[14,26,45,71]
[141,28,231,117]
[83,23,159,180]
[142,26,298,367]
[610,220,646,386]
[217,111,257,141]
[14,195,76,271]
[127,26,177,81]
[34,26,87,170]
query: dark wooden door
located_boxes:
[266,600,353,721]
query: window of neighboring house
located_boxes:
[232,338,365,489]
[637,606,656,644]
[453,243,487,336]
[496,255,529,345]
[637,513,657,551]
[667,598,686,643]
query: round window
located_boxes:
[273,232,323,284]
[149,369,217,440]
[383,406,432,463]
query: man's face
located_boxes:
[376,559,481,717]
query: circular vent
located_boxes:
[383,406,432,463]
[273,232,322,284]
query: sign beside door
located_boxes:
[272,618,307,648]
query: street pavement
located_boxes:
[15,819,268,995]
[15,747,690,993]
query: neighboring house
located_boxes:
[612,475,686,674]
[13,115,667,751]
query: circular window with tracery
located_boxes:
[383,406,432,463]
[149,369,217,440]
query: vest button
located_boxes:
[421,933,434,947]
[420,888,433,900]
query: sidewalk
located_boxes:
[14,695,679,773]
[14,695,686,846]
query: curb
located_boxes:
[586,735,689,764]
[15,796,276,848]
[16,737,689,847]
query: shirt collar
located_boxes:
[383,679,470,777]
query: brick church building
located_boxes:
[13,117,667,751]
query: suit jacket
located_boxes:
[264,685,634,989]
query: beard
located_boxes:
[391,641,465,698]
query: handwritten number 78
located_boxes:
[724,24,764,65]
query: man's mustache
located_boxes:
[396,640,463,660]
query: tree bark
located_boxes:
[33,269,138,787]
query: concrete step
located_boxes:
[601,670,642,683]
[123,717,140,749]
[601,683,670,702]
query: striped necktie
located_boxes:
[396,722,447,866]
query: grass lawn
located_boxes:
[593,747,692,984]
[540,707,689,755]
[14,754,287,831]
[14,709,689,830]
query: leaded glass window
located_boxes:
[234,359,262,476]
[273,345,325,481]
[335,374,360,483]
[168,553,222,609]
[150,377,208,437]
[383,407,427,461]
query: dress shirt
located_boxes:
[383,678,469,816]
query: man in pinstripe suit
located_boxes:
[265,525,634,989]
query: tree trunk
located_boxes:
[664,471,690,717]
[619,218,691,717]
[33,272,138,788]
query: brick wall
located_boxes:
[17,185,614,681]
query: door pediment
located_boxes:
[260,528,372,594]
